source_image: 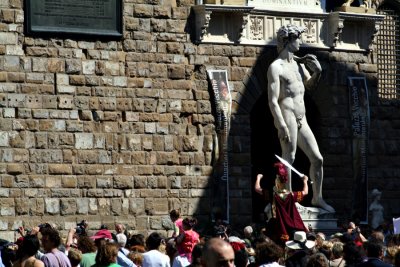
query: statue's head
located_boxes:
[276,24,305,54]
[274,162,288,184]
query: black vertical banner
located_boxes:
[348,77,370,223]
[207,70,232,223]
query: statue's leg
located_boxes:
[297,120,335,213]
[278,114,298,192]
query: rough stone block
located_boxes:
[48,164,72,175]
[75,133,93,149]
[60,198,76,215]
[45,198,59,215]
[76,198,89,214]
[58,95,75,109]
[114,176,134,189]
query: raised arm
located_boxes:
[267,63,290,142]
[255,174,263,195]
[301,54,321,90]
[301,175,309,196]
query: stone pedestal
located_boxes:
[296,203,339,234]
[335,6,376,14]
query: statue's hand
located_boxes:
[278,126,291,142]
[304,54,322,74]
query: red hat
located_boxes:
[90,229,112,240]
[274,162,288,183]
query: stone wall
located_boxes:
[0,0,398,239]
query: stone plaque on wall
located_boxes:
[247,0,323,13]
[25,0,122,38]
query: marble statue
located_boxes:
[369,188,384,229]
[267,24,335,213]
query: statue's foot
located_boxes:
[311,198,335,213]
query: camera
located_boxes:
[76,220,87,236]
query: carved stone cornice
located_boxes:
[192,4,385,52]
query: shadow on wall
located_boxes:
[189,40,327,233]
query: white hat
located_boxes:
[285,231,315,250]
[116,233,127,247]
[228,236,245,243]
[244,226,253,235]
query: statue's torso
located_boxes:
[276,59,306,118]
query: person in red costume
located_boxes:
[255,162,309,245]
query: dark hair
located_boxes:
[256,241,283,264]
[234,249,248,267]
[191,244,203,266]
[366,241,385,258]
[128,234,145,247]
[41,227,61,248]
[343,243,364,265]
[146,232,164,251]
[182,218,197,229]
[169,209,180,220]
[306,253,329,267]
[77,236,97,253]
[394,250,400,267]
[16,235,40,259]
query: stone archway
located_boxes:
[229,47,323,222]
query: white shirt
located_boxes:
[142,250,170,267]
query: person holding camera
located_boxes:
[13,235,44,267]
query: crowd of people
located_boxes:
[0,209,398,267]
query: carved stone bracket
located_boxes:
[327,12,384,51]
[192,4,385,53]
[192,5,254,44]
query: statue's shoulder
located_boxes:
[268,59,283,73]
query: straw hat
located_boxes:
[285,231,315,250]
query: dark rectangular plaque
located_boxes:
[25,0,122,38]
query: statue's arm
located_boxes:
[302,54,322,90]
[268,64,289,142]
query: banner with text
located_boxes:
[349,77,370,223]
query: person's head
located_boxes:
[366,241,386,259]
[17,235,41,258]
[191,244,204,267]
[331,242,344,259]
[68,248,82,267]
[202,238,235,267]
[115,223,125,234]
[306,253,329,267]
[128,234,145,247]
[127,251,143,267]
[170,209,180,222]
[276,24,305,54]
[40,227,62,252]
[369,231,385,243]
[182,217,197,230]
[77,236,97,254]
[234,249,248,267]
[273,162,288,189]
[243,226,253,239]
[95,241,119,265]
[116,233,127,248]
[256,241,283,265]
[146,232,165,251]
